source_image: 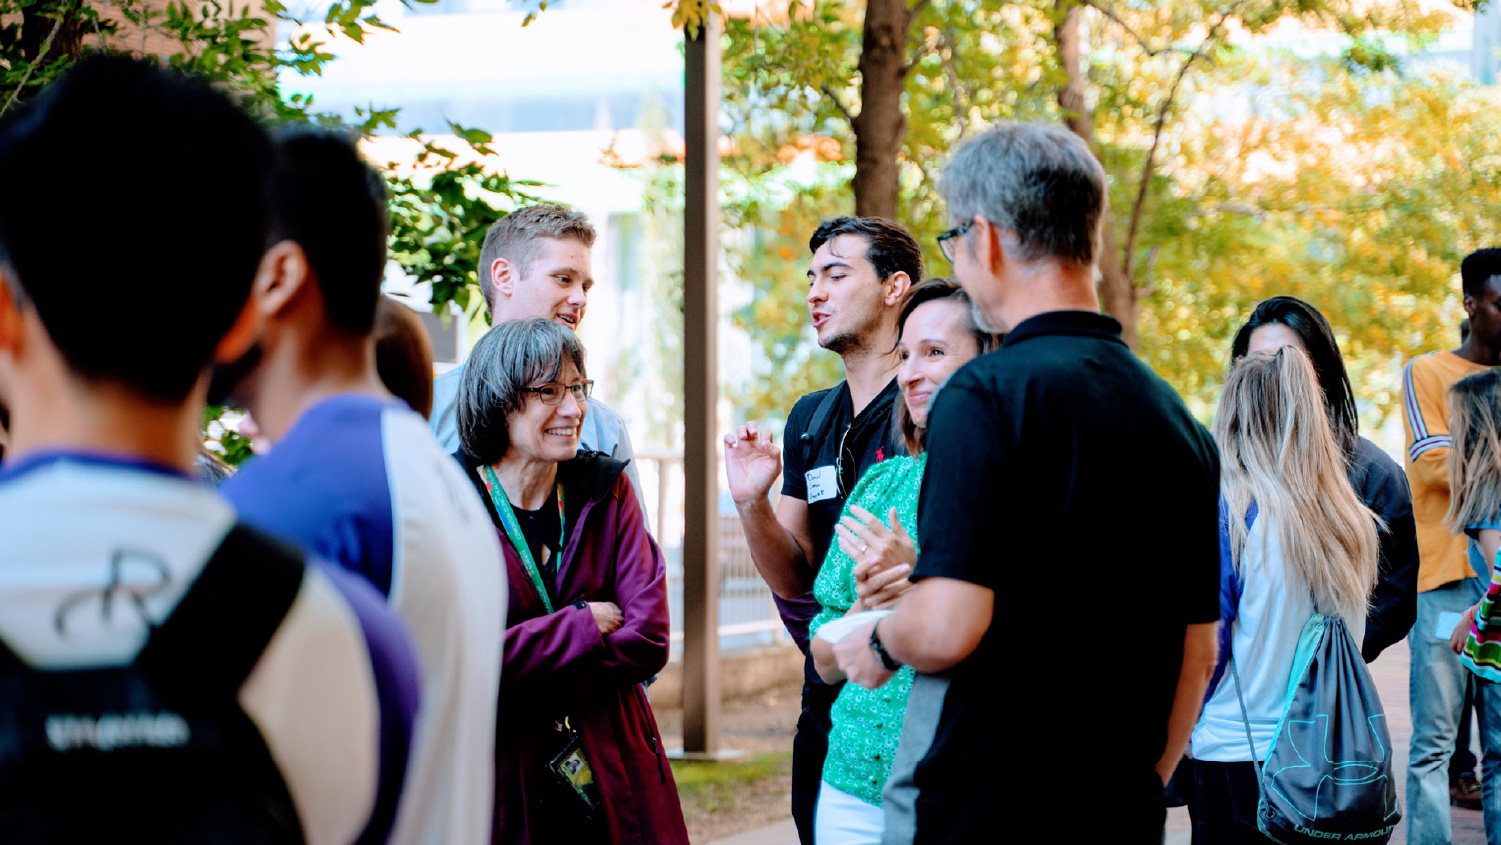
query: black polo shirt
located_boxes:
[775,377,903,650]
[883,311,1221,841]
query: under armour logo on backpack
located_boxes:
[53,548,173,637]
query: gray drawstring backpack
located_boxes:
[1230,613,1400,844]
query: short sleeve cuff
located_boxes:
[1183,604,1222,625]
[909,553,996,591]
[1468,517,1501,536]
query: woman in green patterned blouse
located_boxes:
[809,278,998,843]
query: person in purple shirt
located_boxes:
[0,56,418,845]
[454,317,686,844]
[216,129,506,845]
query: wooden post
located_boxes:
[681,14,722,757]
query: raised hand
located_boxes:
[724,421,782,507]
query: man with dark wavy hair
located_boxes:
[724,216,920,844]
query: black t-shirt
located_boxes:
[776,378,904,649]
[512,489,570,597]
[890,311,1221,838]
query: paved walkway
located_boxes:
[713,638,1490,844]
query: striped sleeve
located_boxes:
[1402,355,1454,485]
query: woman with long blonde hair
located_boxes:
[1440,368,1501,839]
[1185,347,1380,843]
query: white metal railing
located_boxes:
[635,451,787,654]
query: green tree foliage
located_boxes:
[714,1,1064,420]
[711,0,1489,429]
[0,0,542,461]
[1133,54,1501,423]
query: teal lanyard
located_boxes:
[482,465,565,614]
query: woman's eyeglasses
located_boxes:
[522,380,595,405]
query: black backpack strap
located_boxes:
[0,635,26,673]
[799,382,846,469]
[137,524,306,699]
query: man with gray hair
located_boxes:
[832,123,1222,842]
[431,204,640,496]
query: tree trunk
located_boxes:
[850,0,913,220]
[20,2,86,66]
[1055,4,1139,349]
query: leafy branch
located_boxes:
[1,0,81,119]
[1122,2,1245,279]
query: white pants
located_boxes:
[815,780,884,845]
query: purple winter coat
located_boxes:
[459,450,689,845]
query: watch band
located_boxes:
[869,619,902,671]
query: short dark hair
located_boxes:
[809,217,923,286]
[1461,248,1501,299]
[271,127,389,335]
[892,277,1000,456]
[0,55,273,402]
[375,296,435,419]
[478,204,596,320]
[456,317,587,464]
[1230,296,1358,456]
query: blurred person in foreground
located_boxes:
[216,128,505,844]
[833,122,1222,843]
[0,55,419,843]
[808,277,998,843]
[455,317,686,844]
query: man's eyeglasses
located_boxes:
[522,380,595,405]
[936,219,974,263]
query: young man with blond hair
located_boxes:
[430,204,640,495]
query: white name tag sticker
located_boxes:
[1437,611,1464,641]
[805,465,838,504]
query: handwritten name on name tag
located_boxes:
[806,466,838,504]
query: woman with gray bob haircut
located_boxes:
[457,316,589,464]
[452,317,688,844]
